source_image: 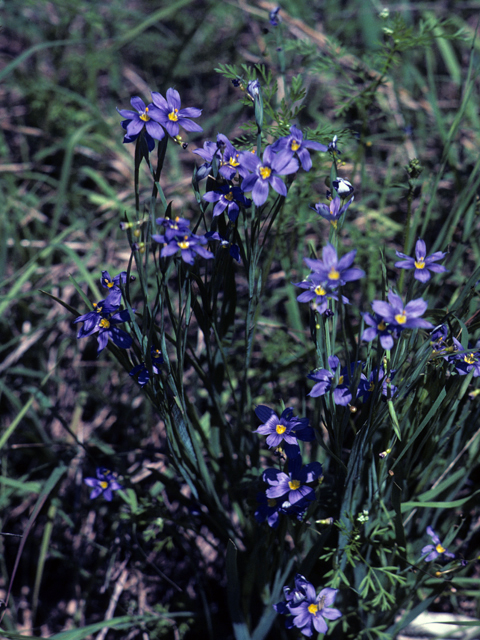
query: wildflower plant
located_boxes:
[14,6,479,639]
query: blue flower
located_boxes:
[269,6,281,26]
[202,184,251,221]
[117,97,166,151]
[205,231,241,262]
[254,405,314,458]
[312,196,354,227]
[100,270,133,308]
[421,526,455,562]
[369,291,434,332]
[271,125,327,171]
[294,275,349,314]
[304,243,365,288]
[447,338,480,376]
[149,88,202,139]
[152,231,214,265]
[307,356,362,406]
[430,323,448,353]
[395,239,447,283]
[84,467,122,501]
[241,145,299,206]
[129,347,164,387]
[263,455,322,505]
[74,307,133,355]
[193,134,250,181]
[274,575,342,637]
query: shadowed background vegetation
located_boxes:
[1,0,480,638]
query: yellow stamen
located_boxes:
[288,479,300,490]
[414,258,425,269]
[100,319,110,329]
[178,239,190,249]
[377,320,386,331]
[259,166,272,180]
[308,603,319,615]
[436,543,446,554]
[464,354,476,365]
[276,424,286,435]
[229,155,240,167]
[168,108,179,122]
[104,279,114,288]
[225,191,234,201]
[329,267,340,281]
[338,375,344,384]
[315,284,326,296]
[291,140,300,151]
[395,311,407,325]
[139,107,150,122]
[100,481,108,489]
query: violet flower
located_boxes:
[149,88,202,138]
[370,291,433,331]
[395,239,447,283]
[241,145,299,206]
[421,526,455,562]
[84,467,122,501]
[312,196,354,227]
[304,243,365,289]
[74,307,133,355]
[202,184,251,221]
[254,405,314,458]
[117,97,166,151]
[307,356,355,405]
[272,125,327,171]
[263,455,322,506]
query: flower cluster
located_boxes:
[253,405,320,528]
[362,290,433,350]
[274,574,342,637]
[117,88,202,151]
[295,243,364,314]
[84,467,122,501]
[152,216,214,265]
[129,346,164,387]
[73,270,134,355]
[447,337,480,376]
[308,356,364,406]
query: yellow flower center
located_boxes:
[139,107,150,122]
[178,238,190,249]
[168,108,179,122]
[100,480,108,489]
[225,191,234,201]
[315,284,326,296]
[338,375,344,385]
[329,267,340,280]
[464,354,476,364]
[288,479,300,490]
[291,140,300,151]
[377,320,386,331]
[276,424,286,435]
[308,603,319,615]
[259,166,272,180]
[104,279,114,288]
[100,318,110,329]
[153,349,162,360]
[436,543,446,554]
[414,258,425,269]
[229,155,240,167]
[395,311,407,325]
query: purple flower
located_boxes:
[421,526,455,562]
[263,455,322,506]
[100,270,134,308]
[430,323,448,353]
[395,239,447,283]
[448,338,480,376]
[312,196,354,227]
[205,231,241,262]
[288,584,342,637]
[155,216,191,241]
[254,405,314,458]
[294,275,350,314]
[357,366,397,402]
[304,243,365,289]
[272,125,327,171]
[152,231,214,265]
[269,6,281,26]
[274,576,342,637]
[193,134,250,181]
[307,356,355,405]
[202,184,251,221]
[241,145,299,206]
[129,347,164,387]
[84,467,122,501]
[149,88,202,138]
[370,291,433,331]
[254,492,282,528]
[117,97,166,151]
[246,80,261,100]
[74,307,133,355]
[361,312,398,350]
